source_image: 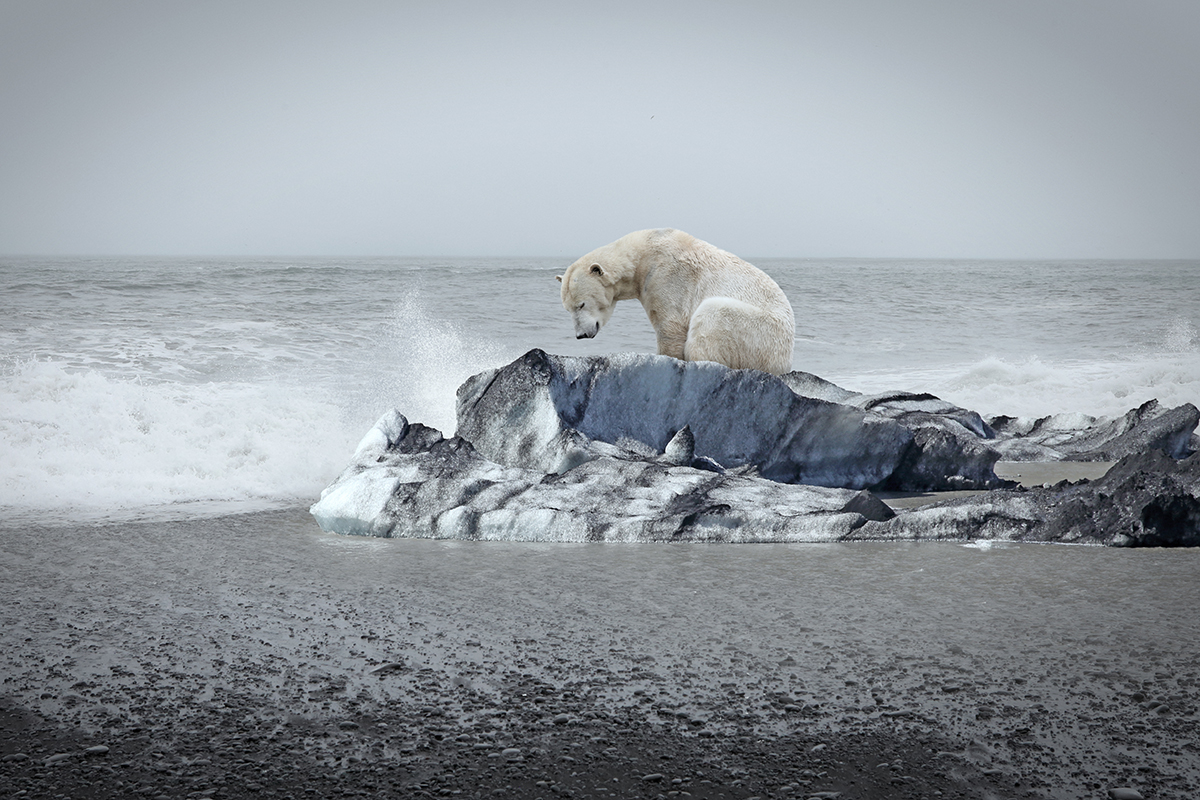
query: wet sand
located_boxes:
[2,508,1198,800]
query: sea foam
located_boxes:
[0,359,360,525]
[829,346,1200,422]
[0,292,517,526]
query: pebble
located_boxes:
[44,753,73,765]
[337,721,360,730]
[2,753,30,762]
[1108,790,1144,800]
[552,714,570,725]
[809,744,826,753]
[501,747,522,760]
[84,745,110,756]
[642,773,665,782]
[368,662,405,674]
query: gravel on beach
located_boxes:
[3,509,1198,799]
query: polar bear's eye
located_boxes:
[577,302,586,310]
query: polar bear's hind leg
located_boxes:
[684,297,793,374]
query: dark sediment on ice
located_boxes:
[310,410,894,541]
[313,350,1199,546]
[855,448,1200,546]
[456,349,1000,492]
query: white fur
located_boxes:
[558,229,795,374]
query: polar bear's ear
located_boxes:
[555,274,563,283]
[589,263,604,276]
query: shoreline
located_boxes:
[3,509,1197,799]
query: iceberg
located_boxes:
[311,350,1199,545]
[455,349,1002,491]
[310,409,895,542]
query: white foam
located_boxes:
[0,290,521,526]
[0,360,361,525]
[355,291,512,436]
[828,348,1200,421]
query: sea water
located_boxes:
[2,255,1198,526]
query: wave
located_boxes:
[0,292,517,526]
[0,360,362,526]
[828,348,1200,420]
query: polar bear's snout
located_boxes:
[574,318,601,339]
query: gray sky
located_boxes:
[2,0,1198,258]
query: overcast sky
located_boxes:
[2,0,1198,258]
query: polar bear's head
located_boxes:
[557,260,617,339]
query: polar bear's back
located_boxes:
[652,229,794,323]
[634,229,795,373]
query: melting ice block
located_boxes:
[312,352,1199,544]
[309,409,895,541]
[455,349,1002,491]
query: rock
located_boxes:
[455,349,998,491]
[369,662,405,674]
[1108,789,1145,800]
[310,410,896,542]
[83,745,110,755]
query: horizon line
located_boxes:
[3,252,1198,263]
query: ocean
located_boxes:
[2,255,1198,527]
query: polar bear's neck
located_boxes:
[609,229,675,303]
[612,260,647,303]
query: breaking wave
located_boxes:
[0,360,360,525]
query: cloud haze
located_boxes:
[2,0,1198,257]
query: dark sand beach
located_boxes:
[3,501,1198,800]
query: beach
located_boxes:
[3,508,1198,799]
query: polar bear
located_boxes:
[557,229,795,374]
